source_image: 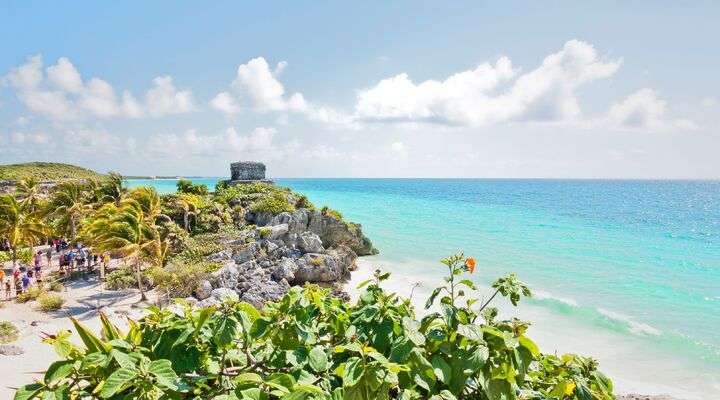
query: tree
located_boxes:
[175,193,200,232]
[0,195,48,269]
[82,198,165,301]
[15,177,42,213]
[46,181,91,239]
[96,172,125,206]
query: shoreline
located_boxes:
[348,258,693,400]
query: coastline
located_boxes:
[348,258,691,400]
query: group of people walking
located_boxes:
[1,239,110,300]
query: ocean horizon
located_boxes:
[126,177,720,399]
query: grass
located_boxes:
[16,286,44,303]
[37,293,64,311]
[0,321,19,343]
[0,162,104,182]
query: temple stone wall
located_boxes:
[231,162,266,181]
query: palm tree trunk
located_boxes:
[11,246,17,270]
[134,259,147,301]
[183,211,189,232]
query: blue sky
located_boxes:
[1,1,718,178]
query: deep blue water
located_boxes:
[127,178,720,397]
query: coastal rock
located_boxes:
[212,263,240,289]
[251,209,376,256]
[211,288,239,302]
[233,242,261,264]
[272,258,298,282]
[207,249,233,262]
[195,280,213,300]
[268,223,289,240]
[196,297,221,308]
[296,231,325,253]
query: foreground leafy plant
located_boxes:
[16,253,614,400]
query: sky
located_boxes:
[1,1,719,178]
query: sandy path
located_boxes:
[0,251,154,399]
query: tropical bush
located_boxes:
[16,286,44,303]
[49,281,65,292]
[250,192,295,215]
[146,261,216,298]
[320,206,343,221]
[105,267,152,291]
[0,320,19,343]
[37,293,65,311]
[0,247,34,264]
[176,179,209,196]
[16,253,614,400]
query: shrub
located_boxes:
[173,235,227,264]
[295,194,314,210]
[105,267,150,291]
[258,227,272,238]
[0,320,19,343]
[16,252,615,400]
[16,286,44,303]
[250,192,295,215]
[37,293,64,311]
[321,205,343,221]
[146,262,214,298]
[176,179,209,195]
[48,281,65,292]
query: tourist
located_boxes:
[34,250,42,269]
[21,272,30,292]
[45,247,52,268]
[34,254,43,282]
[3,278,10,300]
[0,268,4,284]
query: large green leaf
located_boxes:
[149,359,179,390]
[99,367,137,398]
[402,317,425,346]
[308,346,328,372]
[43,360,74,386]
[431,355,452,385]
[214,315,239,347]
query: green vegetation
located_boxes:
[0,162,104,182]
[37,293,65,311]
[320,205,343,221]
[16,286,45,303]
[16,253,614,400]
[146,261,215,298]
[0,320,19,344]
[176,179,209,196]
[105,267,151,291]
[250,191,295,214]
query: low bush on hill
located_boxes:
[250,192,295,214]
[16,253,614,400]
[37,293,64,311]
[0,320,19,343]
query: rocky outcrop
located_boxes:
[196,217,366,306]
[248,209,377,256]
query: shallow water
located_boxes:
[127,177,720,398]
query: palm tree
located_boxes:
[94,172,124,206]
[175,193,200,232]
[0,195,48,269]
[82,198,165,301]
[128,187,167,222]
[46,181,91,239]
[15,177,42,212]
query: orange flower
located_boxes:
[465,257,476,273]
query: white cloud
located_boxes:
[3,55,195,121]
[10,131,49,144]
[145,126,278,158]
[145,76,195,117]
[608,88,697,130]
[210,91,241,115]
[46,57,83,93]
[355,40,622,126]
[212,57,353,126]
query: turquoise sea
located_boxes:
[127,178,720,398]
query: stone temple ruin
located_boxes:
[223,161,272,185]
